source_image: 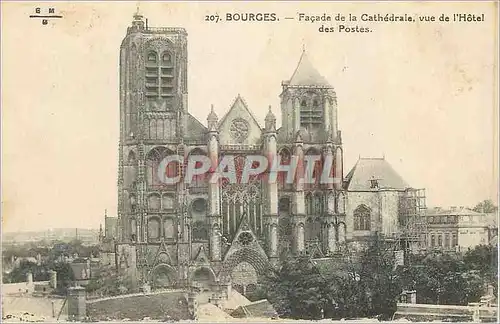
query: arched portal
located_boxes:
[149,264,177,289]
[220,248,270,278]
[190,267,216,292]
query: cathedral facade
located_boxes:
[110,13,425,296]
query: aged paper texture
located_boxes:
[1,1,498,323]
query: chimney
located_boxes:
[26,272,33,285]
[49,270,57,289]
[450,206,457,211]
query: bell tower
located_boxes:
[280,49,339,144]
[117,11,188,243]
[279,49,345,256]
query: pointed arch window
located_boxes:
[146,147,178,190]
[300,92,323,128]
[192,220,208,241]
[146,49,175,101]
[162,52,172,64]
[305,192,324,216]
[148,217,161,240]
[127,151,137,166]
[163,218,175,239]
[353,205,371,231]
[148,52,158,62]
[304,148,323,190]
[305,217,321,241]
[278,148,293,190]
[188,149,207,189]
[130,218,137,242]
[220,157,262,240]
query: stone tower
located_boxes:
[118,11,188,244]
[114,13,350,295]
[277,49,346,258]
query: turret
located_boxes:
[207,104,218,132]
[264,105,276,132]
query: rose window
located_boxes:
[238,232,253,246]
[230,118,250,143]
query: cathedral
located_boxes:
[102,12,426,297]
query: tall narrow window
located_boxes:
[145,49,175,101]
[162,53,171,63]
[146,147,177,190]
[444,233,450,248]
[148,218,161,240]
[353,205,371,231]
[300,93,323,129]
[277,148,292,190]
[304,148,322,191]
[188,149,207,189]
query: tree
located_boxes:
[400,249,492,306]
[357,234,403,319]
[85,265,135,297]
[464,244,498,296]
[263,256,335,320]
[472,200,498,213]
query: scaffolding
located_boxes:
[397,188,427,254]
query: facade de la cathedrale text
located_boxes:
[99,12,427,299]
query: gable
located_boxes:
[218,96,262,146]
[345,158,410,191]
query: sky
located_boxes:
[1,1,498,233]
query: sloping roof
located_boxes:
[426,207,481,216]
[230,299,277,318]
[185,112,208,140]
[288,50,331,87]
[217,95,262,130]
[344,157,410,191]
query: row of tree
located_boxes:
[2,239,100,295]
[259,236,497,320]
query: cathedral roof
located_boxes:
[344,157,410,191]
[288,50,332,87]
[185,112,208,140]
[218,94,262,130]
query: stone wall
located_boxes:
[394,303,497,322]
[346,191,400,239]
[86,290,192,321]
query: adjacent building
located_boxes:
[425,207,498,252]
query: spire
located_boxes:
[134,3,143,19]
[131,5,145,30]
[265,105,276,122]
[207,104,218,131]
[265,105,276,132]
[289,49,331,87]
[207,104,218,121]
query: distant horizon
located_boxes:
[2,2,497,232]
[3,227,101,235]
[5,200,498,235]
